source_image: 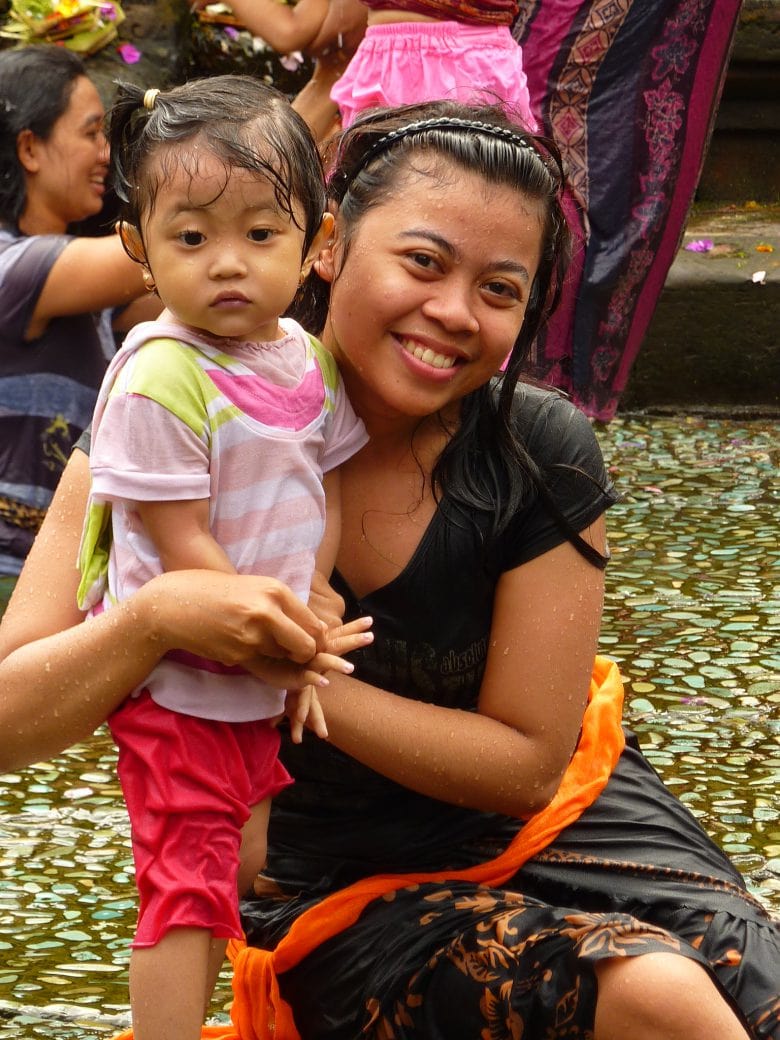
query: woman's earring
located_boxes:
[142,269,156,294]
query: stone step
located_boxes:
[621,206,780,415]
[697,0,780,204]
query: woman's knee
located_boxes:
[592,952,750,1040]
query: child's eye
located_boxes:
[249,228,273,243]
[179,230,204,247]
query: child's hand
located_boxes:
[322,613,374,655]
[280,615,373,739]
[301,613,373,678]
[308,569,346,636]
[285,684,328,743]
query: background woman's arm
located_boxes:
[315,519,607,818]
[26,234,148,339]
[207,0,329,53]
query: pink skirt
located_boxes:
[331,21,538,132]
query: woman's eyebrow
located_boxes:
[398,228,455,255]
[398,229,531,282]
[82,112,104,132]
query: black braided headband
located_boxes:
[349,116,538,177]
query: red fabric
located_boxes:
[109,691,292,947]
[115,655,625,1040]
[359,0,519,27]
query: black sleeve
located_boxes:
[498,385,619,572]
[74,425,92,456]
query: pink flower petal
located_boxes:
[224,25,239,39]
[118,43,142,64]
[280,50,304,71]
[684,238,714,253]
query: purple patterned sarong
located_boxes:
[514,0,742,420]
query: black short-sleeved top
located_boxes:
[266,383,618,897]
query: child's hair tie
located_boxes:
[143,88,160,111]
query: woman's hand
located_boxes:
[0,450,362,768]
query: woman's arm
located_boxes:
[27,233,147,339]
[315,517,608,819]
[306,0,366,55]
[292,53,344,141]
[211,0,329,53]
[0,451,341,772]
[291,0,367,140]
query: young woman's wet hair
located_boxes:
[109,75,327,264]
[300,101,606,567]
[0,46,88,226]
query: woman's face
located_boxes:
[21,74,108,233]
[320,160,544,427]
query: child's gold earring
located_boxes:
[142,269,156,294]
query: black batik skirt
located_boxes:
[241,735,780,1039]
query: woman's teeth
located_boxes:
[400,339,456,369]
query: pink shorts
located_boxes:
[108,690,292,947]
[331,21,538,131]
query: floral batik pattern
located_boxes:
[514,0,742,420]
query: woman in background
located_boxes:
[0,45,153,614]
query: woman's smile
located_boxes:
[397,334,460,371]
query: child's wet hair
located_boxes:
[108,75,326,259]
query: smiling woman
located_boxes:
[0,45,152,614]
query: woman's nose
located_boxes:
[421,280,480,334]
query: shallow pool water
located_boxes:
[0,414,777,1037]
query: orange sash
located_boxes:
[115,655,625,1040]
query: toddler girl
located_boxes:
[77,75,370,1040]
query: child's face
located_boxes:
[137,149,318,343]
